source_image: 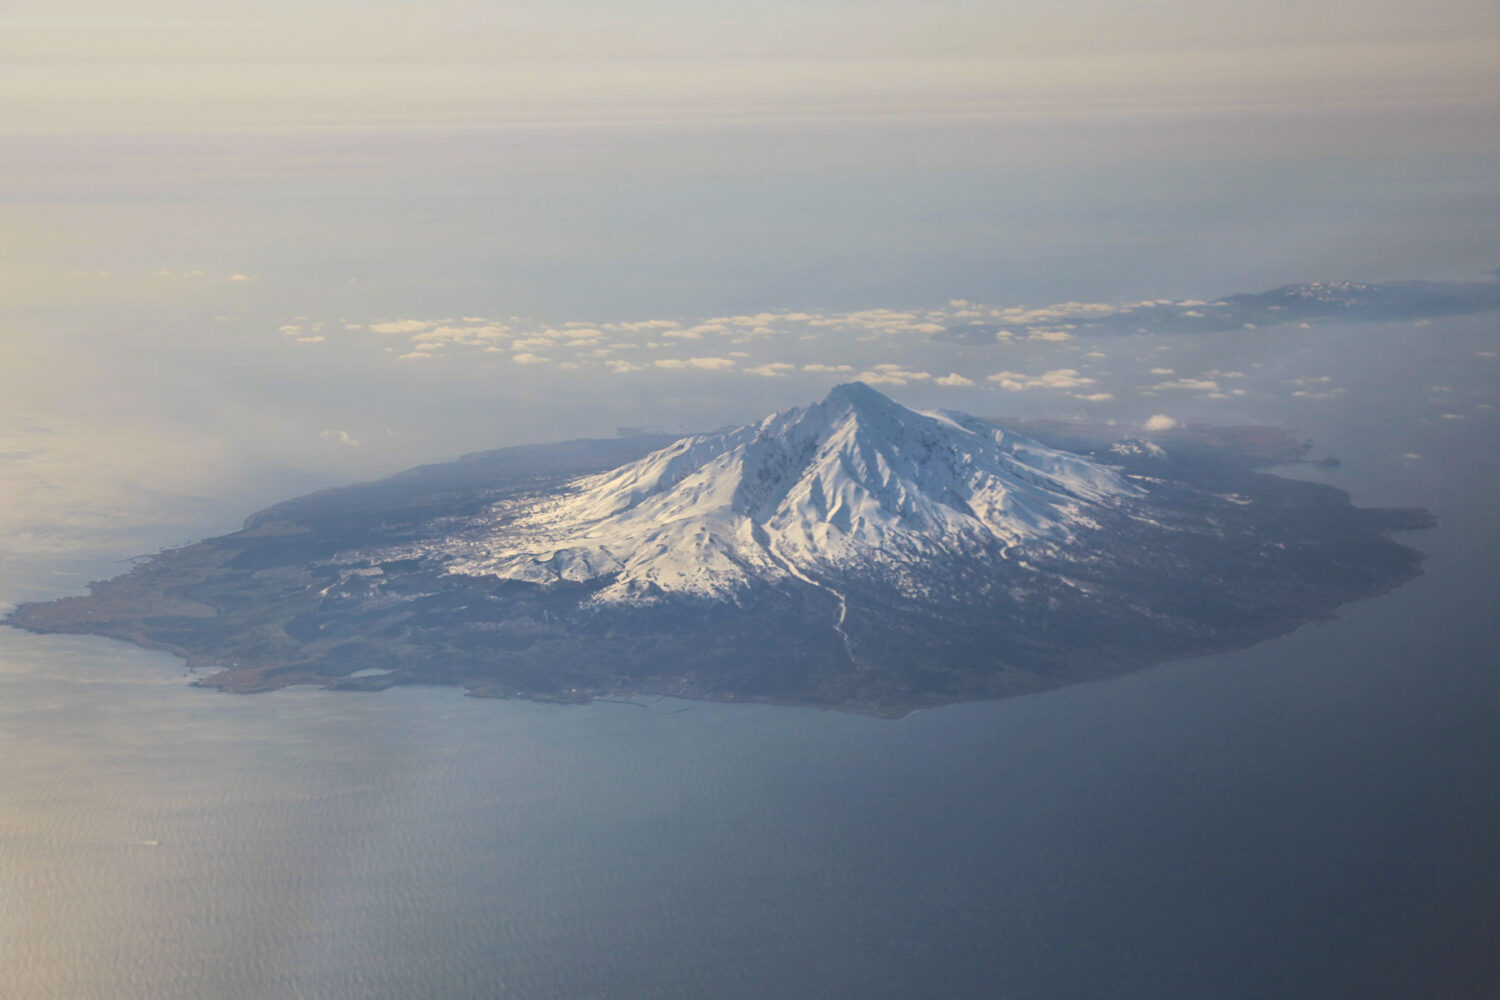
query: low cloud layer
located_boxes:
[265,276,1500,431]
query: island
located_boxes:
[7,384,1435,716]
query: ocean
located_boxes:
[2,325,1496,999]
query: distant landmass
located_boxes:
[935,277,1500,342]
[8,384,1434,716]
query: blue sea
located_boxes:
[2,330,1496,999]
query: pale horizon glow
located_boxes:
[2,1,1497,132]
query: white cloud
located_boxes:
[744,362,797,377]
[655,357,737,371]
[1150,377,1220,392]
[319,429,359,447]
[1073,392,1113,402]
[227,273,252,282]
[616,319,681,333]
[1144,414,1178,432]
[510,337,555,351]
[305,290,1351,388]
[370,319,432,335]
[855,365,934,386]
[511,353,550,366]
[994,301,1117,325]
[987,368,1094,391]
[605,360,644,373]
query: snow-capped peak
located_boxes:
[443,383,1141,602]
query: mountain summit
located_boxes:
[442,383,1141,604]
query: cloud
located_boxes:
[993,301,1118,325]
[987,368,1094,391]
[319,429,359,447]
[655,357,737,371]
[227,273,253,282]
[935,373,975,387]
[855,365,935,386]
[1144,415,1178,432]
[605,360,644,373]
[511,353,550,366]
[288,277,1500,381]
[617,319,681,333]
[744,362,797,377]
[1284,375,1343,399]
[1149,377,1220,392]
[370,319,431,335]
[510,337,555,351]
[1073,392,1113,402]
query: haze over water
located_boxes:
[2,1,1498,996]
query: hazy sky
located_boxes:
[1,0,1497,583]
[4,0,1497,131]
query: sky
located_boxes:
[1,0,1497,585]
[3,1,1497,131]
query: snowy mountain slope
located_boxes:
[440,382,1144,603]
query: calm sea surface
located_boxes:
[2,330,1497,999]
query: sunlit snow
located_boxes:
[440,383,1141,603]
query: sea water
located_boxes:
[2,335,1496,999]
